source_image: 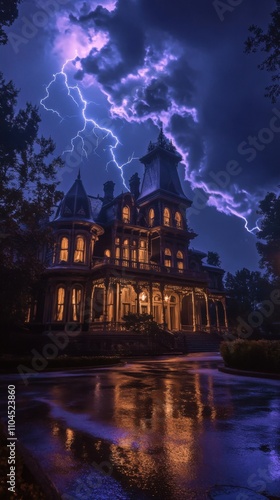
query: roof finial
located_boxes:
[77,168,81,180]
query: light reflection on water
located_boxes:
[1,355,280,499]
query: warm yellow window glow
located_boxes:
[164,248,172,267]
[177,251,184,272]
[148,208,155,227]
[59,237,69,262]
[55,287,65,321]
[71,287,82,321]
[163,208,171,226]
[74,236,85,263]
[104,249,111,257]
[177,250,183,259]
[122,205,130,223]
[175,211,183,228]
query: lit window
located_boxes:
[164,248,172,267]
[123,239,129,262]
[71,287,82,321]
[122,205,130,223]
[55,287,65,321]
[175,212,183,228]
[177,250,184,272]
[148,208,155,227]
[163,208,171,226]
[104,249,111,257]
[59,237,69,262]
[74,236,85,263]
[116,247,120,259]
[140,240,146,248]
[115,237,120,245]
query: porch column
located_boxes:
[205,293,210,331]
[192,289,196,332]
[222,298,228,328]
[160,284,166,327]
[103,277,109,331]
[215,301,220,330]
[149,281,153,316]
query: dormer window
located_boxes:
[148,208,155,227]
[122,205,130,223]
[175,212,183,229]
[59,237,69,263]
[74,236,85,263]
[163,208,171,226]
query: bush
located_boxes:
[122,313,161,337]
[220,339,280,373]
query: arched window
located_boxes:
[55,287,65,321]
[122,205,130,223]
[148,208,155,227]
[176,250,184,272]
[59,237,69,263]
[175,211,183,228]
[104,249,111,258]
[71,286,82,322]
[164,248,172,267]
[163,207,171,226]
[74,236,85,263]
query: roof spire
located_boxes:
[77,168,81,180]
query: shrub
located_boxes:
[220,340,280,373]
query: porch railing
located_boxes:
[92,257,207,279]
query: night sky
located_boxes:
[1,0,279,273]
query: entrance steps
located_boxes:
[175,331,223,353]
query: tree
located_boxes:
[0,0,21,45]
[224,268,272,328]
[245,1,280,102]
[0,74,63,327]
[256,192,280,278]
[206,251,221,267]
[122,313,161,337]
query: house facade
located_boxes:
[32,130,227,333]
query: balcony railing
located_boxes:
[92,257,207,280]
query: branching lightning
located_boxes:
[40,57,137,189]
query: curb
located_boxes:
[218,365,280,380]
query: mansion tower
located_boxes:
[31,130,227,333]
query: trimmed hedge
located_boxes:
[220,340,280,373]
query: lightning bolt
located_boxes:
[40,57,137,189]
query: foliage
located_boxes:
[224,268,272,326]
[0,74,64,327]
[206,251,221,267]
[0,0,21,45]
[220,339,280,373]
[122,313,161,336]
[256,192,280,278]
[245,0,280,102]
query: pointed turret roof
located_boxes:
[54,172,94,223]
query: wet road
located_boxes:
[1,354,280,499]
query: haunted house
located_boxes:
[32,130,227,333]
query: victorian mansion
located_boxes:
[33,130,228,334]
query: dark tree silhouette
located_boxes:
[0,75,63,327]
[256,192,280,278]
[0,0,21,45]
[206,251,221,267]
[245,0,280,102]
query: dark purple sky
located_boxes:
[1,0,279,273]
